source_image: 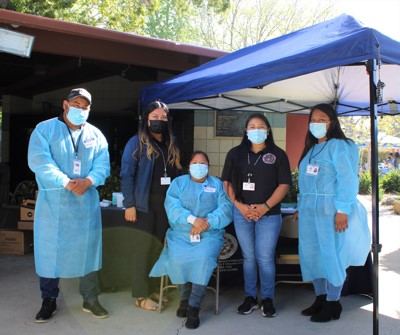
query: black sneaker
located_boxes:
[176,299,189,318]
[35,297,57,323]
[82,300,109,319]
[185,306,200,329]
[261,298,277,317]
[237,296,259,315]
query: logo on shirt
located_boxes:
[262,153,276,164]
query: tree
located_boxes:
[144,0,195,41]
[144,0,230,42]
[340,115,400,145]
[54,0,156,34]
[2,0,230,36]
[188,0,337,51]
[1,0,78,17]
[3,1,335,50]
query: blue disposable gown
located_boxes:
[28,117,110,278]
[149,175,233,285]
[298,139,371,286]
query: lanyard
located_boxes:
[153,141,169,178]
[246,152,262,183]
[66,126,83,159]
[308,141,328,164]
[247,153,262,166]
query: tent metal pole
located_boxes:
[367,59,381,335]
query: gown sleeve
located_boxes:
[28,125,70,188]
[332,140,359,214]
[207,182,233,230]
[164,177,193,226]
[87,131,110,187]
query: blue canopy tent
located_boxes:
[141,14,400,116]
[140,14,400,335]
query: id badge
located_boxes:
[306,164,319,175]
[83,137,96,148]
[243,182,255,191]
[73,159,81,175]
[161,177,171,185]
[204,185,216,193]
[190,234,201,242]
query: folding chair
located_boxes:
[275,215,305,285]
[157,240,221,315]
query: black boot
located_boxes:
[310,300,342,322]
[185,306,200,329]
[301,294,326,316]
[35,298,57,323]
[176,299,189,318]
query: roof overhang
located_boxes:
[0,9,227,98]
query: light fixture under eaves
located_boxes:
[0,28,35,58]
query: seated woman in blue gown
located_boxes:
[150,151,233,329]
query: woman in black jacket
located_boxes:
[120,100,181,310]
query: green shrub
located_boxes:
[98,163,121,201]
[359,172,372,195]
[380,170,400,194]
[283,169,299,203]
[359,171,387,200]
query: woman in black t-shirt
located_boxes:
[221,113,291,318]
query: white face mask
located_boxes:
[309,122,328,139]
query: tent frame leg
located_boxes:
[367,58,383,335]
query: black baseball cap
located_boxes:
[67,88,92,105]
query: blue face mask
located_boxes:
[190,163,208,180]
[309,122,328,139]
[247,129,267,144]
[67,105,89,126]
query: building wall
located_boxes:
[285,114,309,170]
[192,110,287,177]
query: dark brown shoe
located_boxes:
[82,300,108,319]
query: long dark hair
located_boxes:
[136,100,181,168]
[299,103,351,164]
[240,113,275,146]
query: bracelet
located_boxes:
[263,203,270,211]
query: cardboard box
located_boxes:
[18,220,34,230]
[21,199,36,206]
[20,200,36,221]
[0,230,33,255]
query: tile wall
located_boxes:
[193,110,287,177]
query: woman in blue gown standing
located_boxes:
[294,103,371,322]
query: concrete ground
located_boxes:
[0,196,399,335]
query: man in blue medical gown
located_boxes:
[28,88,110,322]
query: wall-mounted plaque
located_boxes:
[215,110,262,137]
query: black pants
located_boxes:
[131,194,168,297]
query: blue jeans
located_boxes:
[313,278,343,301]
[234,207,282,300]
[177,283,207,308]
[39,271,100,302]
